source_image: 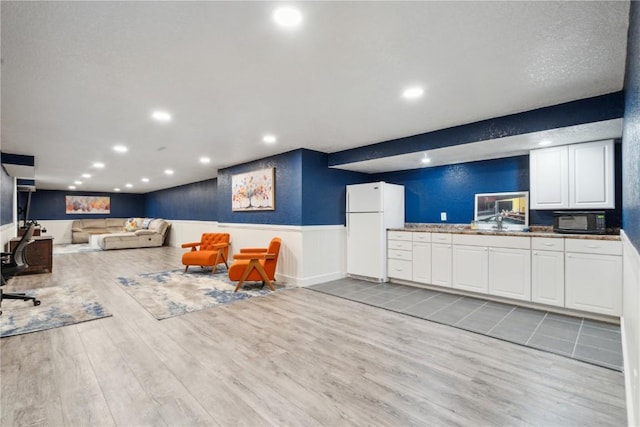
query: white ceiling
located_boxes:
[0,1,630,193]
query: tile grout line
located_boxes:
[571,318,585,358]
[453,301,488,326]
[421,295,465,317]
[525,311,548,345]
[398,290,444,312]
[486,305,518,335]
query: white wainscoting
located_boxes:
[1,222,17,250]
[167,220,346,287]
[37,220,74,244]
[622,230,640,426]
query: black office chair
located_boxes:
[1,224,41,315]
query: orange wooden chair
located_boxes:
[228,237,281,292]
[181,233,230,273]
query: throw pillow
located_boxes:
[142,218,154,229]
[125,219,138,232]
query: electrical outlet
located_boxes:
[440,212,447,221]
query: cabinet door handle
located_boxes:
[567,254,572,258]
[586,245,600,249]
[533,251,538,255]
[543,243,554,246]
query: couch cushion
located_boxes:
[148,219,169,236]
[135,229,156,235]
[106,218,126,228]
[81,219,106,229]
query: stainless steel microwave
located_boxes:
[552,211,606,234]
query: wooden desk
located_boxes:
[9,236,54,273]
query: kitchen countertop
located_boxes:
[388,224,621,241]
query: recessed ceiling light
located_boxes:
[402,86,424,100]
[74,180,82,185]
[152,110,172,122]
[421,156,431,164]
[113,145,128,153]
[539,140,553,146]
[273,6,303,28]
[68,185,76,190]
[141,177,150,183]
[263,135,277,144]
[199,157,211,164]
[164,169,174,175]
[125,183,133,188]
[93,162,105,168]
[81,173,91,178]
[114,188,121,192]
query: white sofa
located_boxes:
[71,217,171,250]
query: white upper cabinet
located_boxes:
[530,145,569,209]
[530,140,615,210]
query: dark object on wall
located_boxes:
[0,224,41,315]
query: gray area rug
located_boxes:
[1,284,112,338]
[53,243,101,255]
[116,268,285,320]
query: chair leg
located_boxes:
[234,260,275,292]
[184,265,189,273]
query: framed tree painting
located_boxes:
[231,168,275,211]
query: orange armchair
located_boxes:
[228,237,281,292]
[181,233,230,274]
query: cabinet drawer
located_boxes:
[565,239,622,256]
[531,237,564,252]
[453,234,530,249]
[388,240,412,251]
[431,233,452,243]
[388,249,413,261]
[388,258,412,281]
[412,232,431,242]
[387,231,412,241]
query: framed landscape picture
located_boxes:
[65,195,111,214]
[232,168,275,211]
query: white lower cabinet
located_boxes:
[488,247,531,301]
[565,239,622,316]
[431,242,452,287]
[385,229,622,317]
[452,245,489,293]
[387,231,412,281]
[531,238,565,307]
[412,243,432,284]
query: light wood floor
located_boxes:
[1,246,627,426]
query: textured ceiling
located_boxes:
[0,1,630,192]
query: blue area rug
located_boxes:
[116,268,284,320]
[1,284,112,338]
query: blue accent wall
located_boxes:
[24,190,145,220]
[623,0,640,250]
[145,178,218,221]
[217,150,303,225]
[329,92,625,166]
[375,156,529,224]
[1,166,14,226]
[301,150,368,225]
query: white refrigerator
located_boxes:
[346,182,405,282]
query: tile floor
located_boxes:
[308,278,623,371]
